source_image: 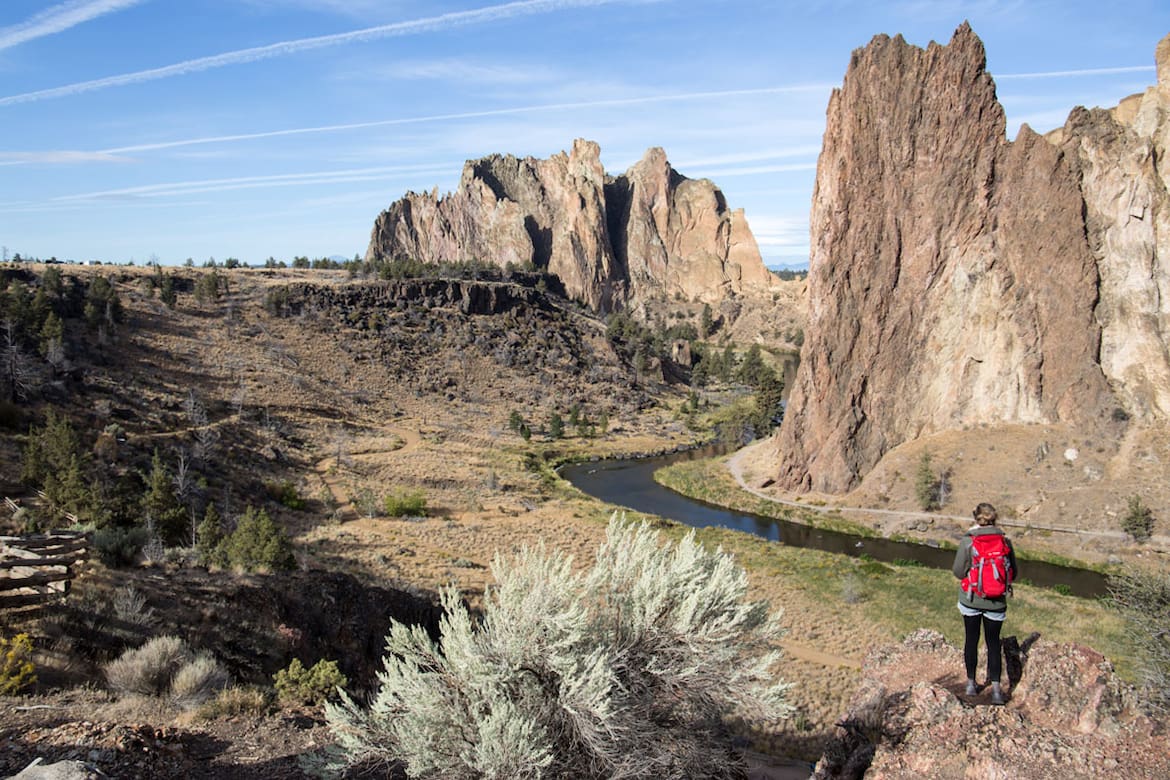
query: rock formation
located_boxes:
[814,630,1169,778]
[776,25,1170,493]
[366,139,775,312]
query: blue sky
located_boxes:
[1,1,1167,267]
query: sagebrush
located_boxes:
[1109,567,1170,715]
[326,513,790,779]
[104,635,229,706]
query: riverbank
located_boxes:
[645,450,1133,675]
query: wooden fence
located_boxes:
[0,531,90,609]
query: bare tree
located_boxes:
[184,391,218,463]
[1,319,42,402]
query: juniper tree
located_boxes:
[325,514,790,779]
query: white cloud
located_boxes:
[0,0,643,106]
[0,0,146,51]
[745,215,810,248]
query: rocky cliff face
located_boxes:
[776,25,1170,493]
[366,139,775,312]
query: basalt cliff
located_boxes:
[365,139,775,312]
[775,24,1170,494]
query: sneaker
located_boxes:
[990,684,1005,706]
[965,679,978,696]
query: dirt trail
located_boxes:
[313,423,424,522]
[781,641,860,669]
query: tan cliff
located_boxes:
[775,24,1170,495]
[366,139,776,312]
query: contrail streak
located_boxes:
[0,0,146,51]
[0,0,638,107]
[996,65,1154,80]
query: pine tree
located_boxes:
[141,450,188,546]
[196,503,225,567]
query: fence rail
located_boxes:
[0,530,90,609]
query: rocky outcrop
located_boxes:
[814,630,1168,779]
[776,25,1170,493]
[366,139,775,312]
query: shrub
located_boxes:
[105,635,192,696]
[197,685,273,720]
[273,658,347,706]
[325,513,790,778]
[112,586,155,626]
[221,505,295,572]
[1121,495,1155,541]
[169,653,231,708]
[1109,567,1170,715]
[383,489,427,518]
[105,636,229,707]
[915,451,939,511]
[265,480,305,510]
[0,633,37,695]
[93,525,151,568]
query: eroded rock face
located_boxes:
[814,630,1168,779]
[366,139,775,312]
[777,25,1170,493]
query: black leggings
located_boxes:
[963,612,1003,683]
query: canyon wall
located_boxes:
[776,24,1170,493]
[366,139,775,312]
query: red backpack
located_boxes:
[961,533,1013,601]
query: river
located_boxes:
[560,447,1108,598]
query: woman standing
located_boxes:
[953,502,1017,705]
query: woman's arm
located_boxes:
[952,538,970,579]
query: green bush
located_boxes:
[915,451,939,511]
[265,480,305,510]
[221,505,295,572]
[383,489,427,518]
[94,525,151,568]
[1121,495,1155,541]
[273,658,347,706]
